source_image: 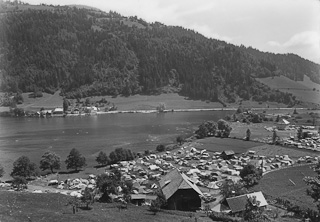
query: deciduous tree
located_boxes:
[40,152,61,173]
[11,156,38,178]
[240,164,262,188]
[109,148,135,164]
[81,187,94,209]
[217,119,232,138]
[96,151,110,166]
[65,148,86,171]
[243,196,265,222]
[219,179,247,199]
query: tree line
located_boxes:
[0,147,135,188]
[0,5,315,105]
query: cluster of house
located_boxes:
[3,144,317,214]
[40,145,317,211]
[33,106,100,117]
[260,117,320,152]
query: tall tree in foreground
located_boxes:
[243,196,265,222]
[81,187,94,209]
[304,161,320,213]
[40,152,61,173]
[65,148,86,171]
[11,156,38,178]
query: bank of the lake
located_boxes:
[0,110,234,181]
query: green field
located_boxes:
[254,165,318,211]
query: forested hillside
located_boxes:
[0,2,319,105]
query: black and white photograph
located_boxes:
[0,0,319,221]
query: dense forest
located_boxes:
[0,2,319,105]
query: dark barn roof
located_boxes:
[159,169,203,200]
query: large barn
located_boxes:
[159,169,203,211]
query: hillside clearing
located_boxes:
[256,75,320,104]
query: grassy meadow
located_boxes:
[0,191,210,222]
[15,90,307,112]
[256,75,320,105]
[254,165,318,211]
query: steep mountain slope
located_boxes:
[0,2,319,106]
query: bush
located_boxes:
[176,136,184,145]
[156,144,165,152]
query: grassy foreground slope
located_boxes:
[254,165,317,211]
[0,191,207,222]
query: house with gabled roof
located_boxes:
[277,118,290,130]
[221,150,235,160]
[159,168,203,211]
[226,191,268,213]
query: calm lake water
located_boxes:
[0,111,231,172]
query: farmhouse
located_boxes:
[52,107,64,115]
[277,118,290,130]
[159,169,203,211]
[226,191,268,213]
[221,150,235,160]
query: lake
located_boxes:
[0,110,231,176]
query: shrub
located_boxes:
[156,144,165,152]
[176,136,184,145]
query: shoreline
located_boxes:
[65,107,307,117]
[0,106,308,118]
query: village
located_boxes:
[1,108,320,222]
[1,125,319,216]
